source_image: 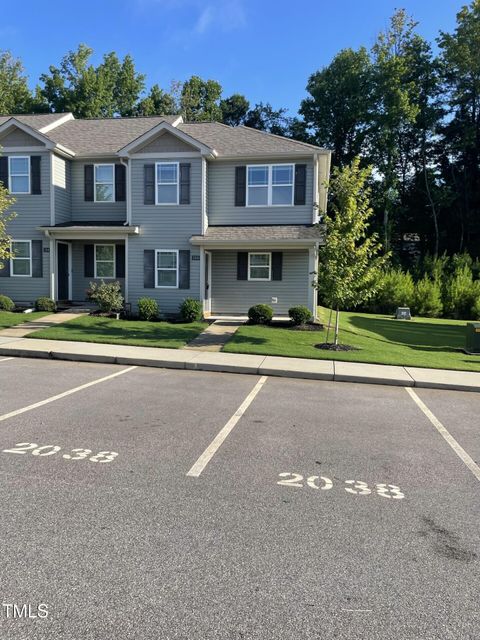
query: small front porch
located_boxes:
[39,222,139,304]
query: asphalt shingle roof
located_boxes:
[0,113,70,130]
[0,113,328,157]
[191,225,325,244]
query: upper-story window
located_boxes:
[94,164,115,202]
[9,157,30,194]
[10,240,32,276]
[247,164,294,207]
[156,162,179,205]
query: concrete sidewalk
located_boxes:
[1,336,480,392]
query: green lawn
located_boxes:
[223,308,480,372]
[0,311,49,329]
[28,315,208,349]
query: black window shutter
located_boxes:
[294,164,307,206]
[0,255,10,277]
[144,164,155,205]
[115,164,126,202]
[31,156,41,195]
[84,165,94,201]
[32,240,43,277]
[235,166,246,206]
[0,157,7,189]
[179,163,191,204]
[84,244,94,277]
[115,244,125,278]
[179,250,190,289]
[237,252,248,280]
[271,252,283,281]
[144,250,155,288]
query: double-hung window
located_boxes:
[94,244,115,279]
[9,157,30,194]
[156,163,179,205]
[248,252,271,281]
[94,164,115,202]
[156,250,178,288]
[247,164,294,207]
[11,240,32,276]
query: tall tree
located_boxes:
[316,158,388,345]
[438,0,480,255]
[39,45,145,117]
[220,93,250,126]
[136,84,177,116]
[180,76,222,121]
[0,52,33,114]
[243,102,290,135]
[299,48,373,165]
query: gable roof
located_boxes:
[0,113,329,158]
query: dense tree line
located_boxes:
[0,2,479,260]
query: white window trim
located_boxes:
[10,239,32,277]
[8,156,31,195]
[93,163,115,203]
[246,164,294,207]
[248,252,272,281]
[94,243,116,279]
[155,249,179,288]
[155,162,179,206]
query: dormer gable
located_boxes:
[117,120,216,157]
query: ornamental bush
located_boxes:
[288,305,312,326]
[180,298,202,322]
[87,281,124,314]
[35,297,56,312]
[442,264,475,319]
[413,277,443,318]
[138,297,159,321]
[248,303,273,325]
[0,294,14,311]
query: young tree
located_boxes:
[0,180,16,271]
[0,52,33,114]
[316,158,389,345]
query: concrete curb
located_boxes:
[0,340,479,393]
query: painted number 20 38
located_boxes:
[2,443,118,463]
[277,473,405,499]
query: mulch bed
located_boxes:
[315,342,358,351]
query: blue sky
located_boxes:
[0,0,466,115]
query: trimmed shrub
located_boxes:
[35,297,56,312]
[289,305,312,326]
[0,294,15,311]
[180,298,202,322]
[442,264,475,319]
[372,268,415,314]
[248,303,273,325]
[138,297,159,321]
[413,277,443,318]
[87,281,124,313]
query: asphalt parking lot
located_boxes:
[0,357,479,640]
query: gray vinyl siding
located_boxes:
[0,151,51,303]
[207,158,313,225]
[71,159,126,222]
[0,129,44,147]
[71,240,125,301]
[210,250,309,315]
[128,156,202,313]
[53,155,71,223]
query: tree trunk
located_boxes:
[325,307,333,344]
[334,307,340,346]
[422,146,439,258]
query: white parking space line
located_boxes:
[0,357,14,363]
[187,375,268,478]
[406,387,480,483]
[0,366,137,424]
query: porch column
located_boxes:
[308,245,318,319]
[199,246,206,313]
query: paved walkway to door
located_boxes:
[0,312,87,339]
[184,320,243,352]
